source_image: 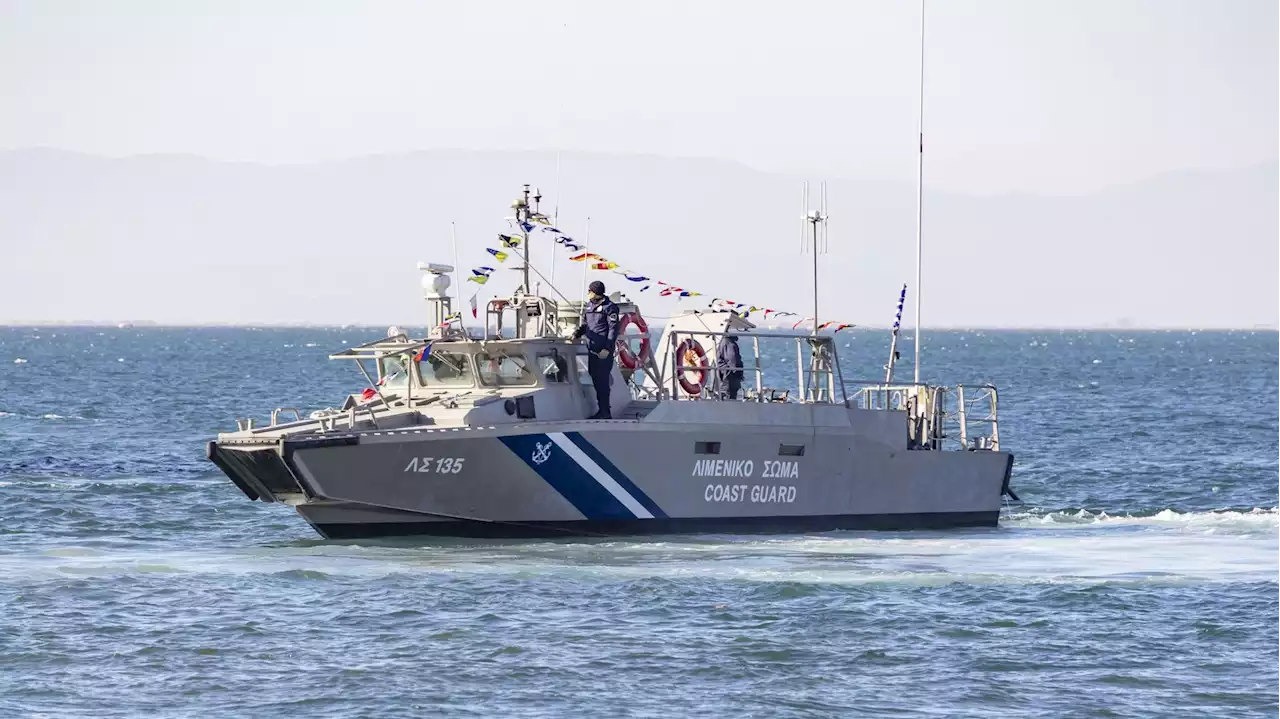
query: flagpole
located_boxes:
[551,151,561,286]
[551,20,568,288]
[912,0,926,385]
[451,221,462,328]
[519,185,532,294]
[578,216,591,326]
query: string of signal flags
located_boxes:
[461,212,856,332]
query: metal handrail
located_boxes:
[850,382,1000,451]
[665,329,846,404]
[942,384,999,451]
[270,408,302,426]
[328,338,430,361]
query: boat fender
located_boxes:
[616,312,652,370]
[676,338,709,395]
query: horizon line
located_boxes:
[3,145,1275,200]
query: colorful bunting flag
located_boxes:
[892,284,907,331]
[467,226,861,335]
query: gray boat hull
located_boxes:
[295,501,1001,539]
[210,403,1014,539]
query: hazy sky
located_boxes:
[1,0,1275,194]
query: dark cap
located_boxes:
[588,280,606,295]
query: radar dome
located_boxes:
[422,272,451,295]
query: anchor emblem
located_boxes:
[531,441,553,465]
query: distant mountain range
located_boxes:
[1,148,1275,328]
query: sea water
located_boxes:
[1,327,1275,717]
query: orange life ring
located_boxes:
[616,312,652,370]
[675,338,709,395]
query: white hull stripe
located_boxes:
[546,432,654,519]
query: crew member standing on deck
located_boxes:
[716,332,745,399]
[572,280,620,419]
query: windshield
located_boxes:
[379,355,410,389]
[537,351,569,383]
[476,350,538,387]
[417,351,475,387]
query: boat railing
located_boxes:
[947,384,1000,451]
[232,403,383,435]
[270,407,303,426]
[850,382,1000,451]
[315,404,382,433]
[664,329,846,404]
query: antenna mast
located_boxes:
[512,184,534,294]
[801,181,829,334]
[913,0,926,384]
[801,181,830,402]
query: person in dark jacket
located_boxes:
[716,333,745,399]
[572,280,620,419]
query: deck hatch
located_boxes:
[694,441,721,455]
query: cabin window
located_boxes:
[536,351,569,384]
[378,355,410,389]
[573,354,594,387]
[778,444,806,457]
[477,350,537,387]
[417,350,475,387]
[695,441,721,455]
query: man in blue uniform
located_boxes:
[716,332,745,399]
[572,280,620,419]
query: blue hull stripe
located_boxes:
[564,432,668,519]
[498,433,634,520]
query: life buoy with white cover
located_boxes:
[616,312,651,370]
[676,338,709,395]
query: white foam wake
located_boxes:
[1,507,1274,586]
[1002,507,1279,533]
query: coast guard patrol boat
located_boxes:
[207,187,1016,538]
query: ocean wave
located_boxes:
[1002,507,1278,532]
